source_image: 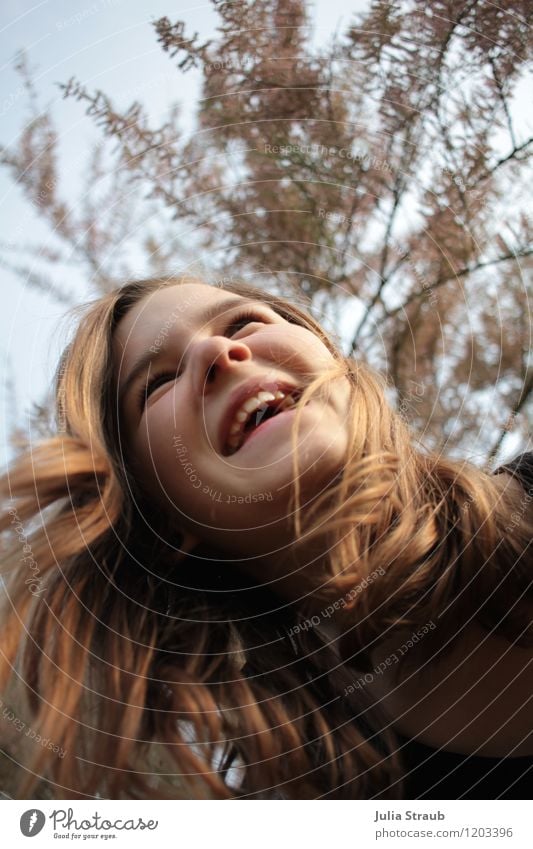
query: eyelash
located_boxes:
[135,310,268,412]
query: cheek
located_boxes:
[129,429,173,499]
[251,327,338,382]
[288,329,340,376]
[132,430,203,518]
[137,388,193,451]
[128,405,182,493]
[131,407,216,514]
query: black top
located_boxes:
[398,736,533,799]
[495,450,533,496]
[398,451,533,799]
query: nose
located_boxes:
[189,335,252,397]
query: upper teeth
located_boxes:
[225,389,296,454]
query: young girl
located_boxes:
[0,275,531,800]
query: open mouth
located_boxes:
[223,389,302,456]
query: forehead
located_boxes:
[114,283,248,350]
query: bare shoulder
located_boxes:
[367,620,533,757]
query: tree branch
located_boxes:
[487,369,533,465]
[379,248,533,325]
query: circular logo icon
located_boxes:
[20,809,46,837]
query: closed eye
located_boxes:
[224,310,269,337]
[136,370,180,411]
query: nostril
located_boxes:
[228,344,251,362]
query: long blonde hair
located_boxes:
[0,275,403,799]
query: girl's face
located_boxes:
[113,283,351,561]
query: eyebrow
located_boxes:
[118,295,261,404]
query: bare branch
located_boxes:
[487,369,533,465]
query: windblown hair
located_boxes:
[0,275,531,799]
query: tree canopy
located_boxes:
[2,0,532,461]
